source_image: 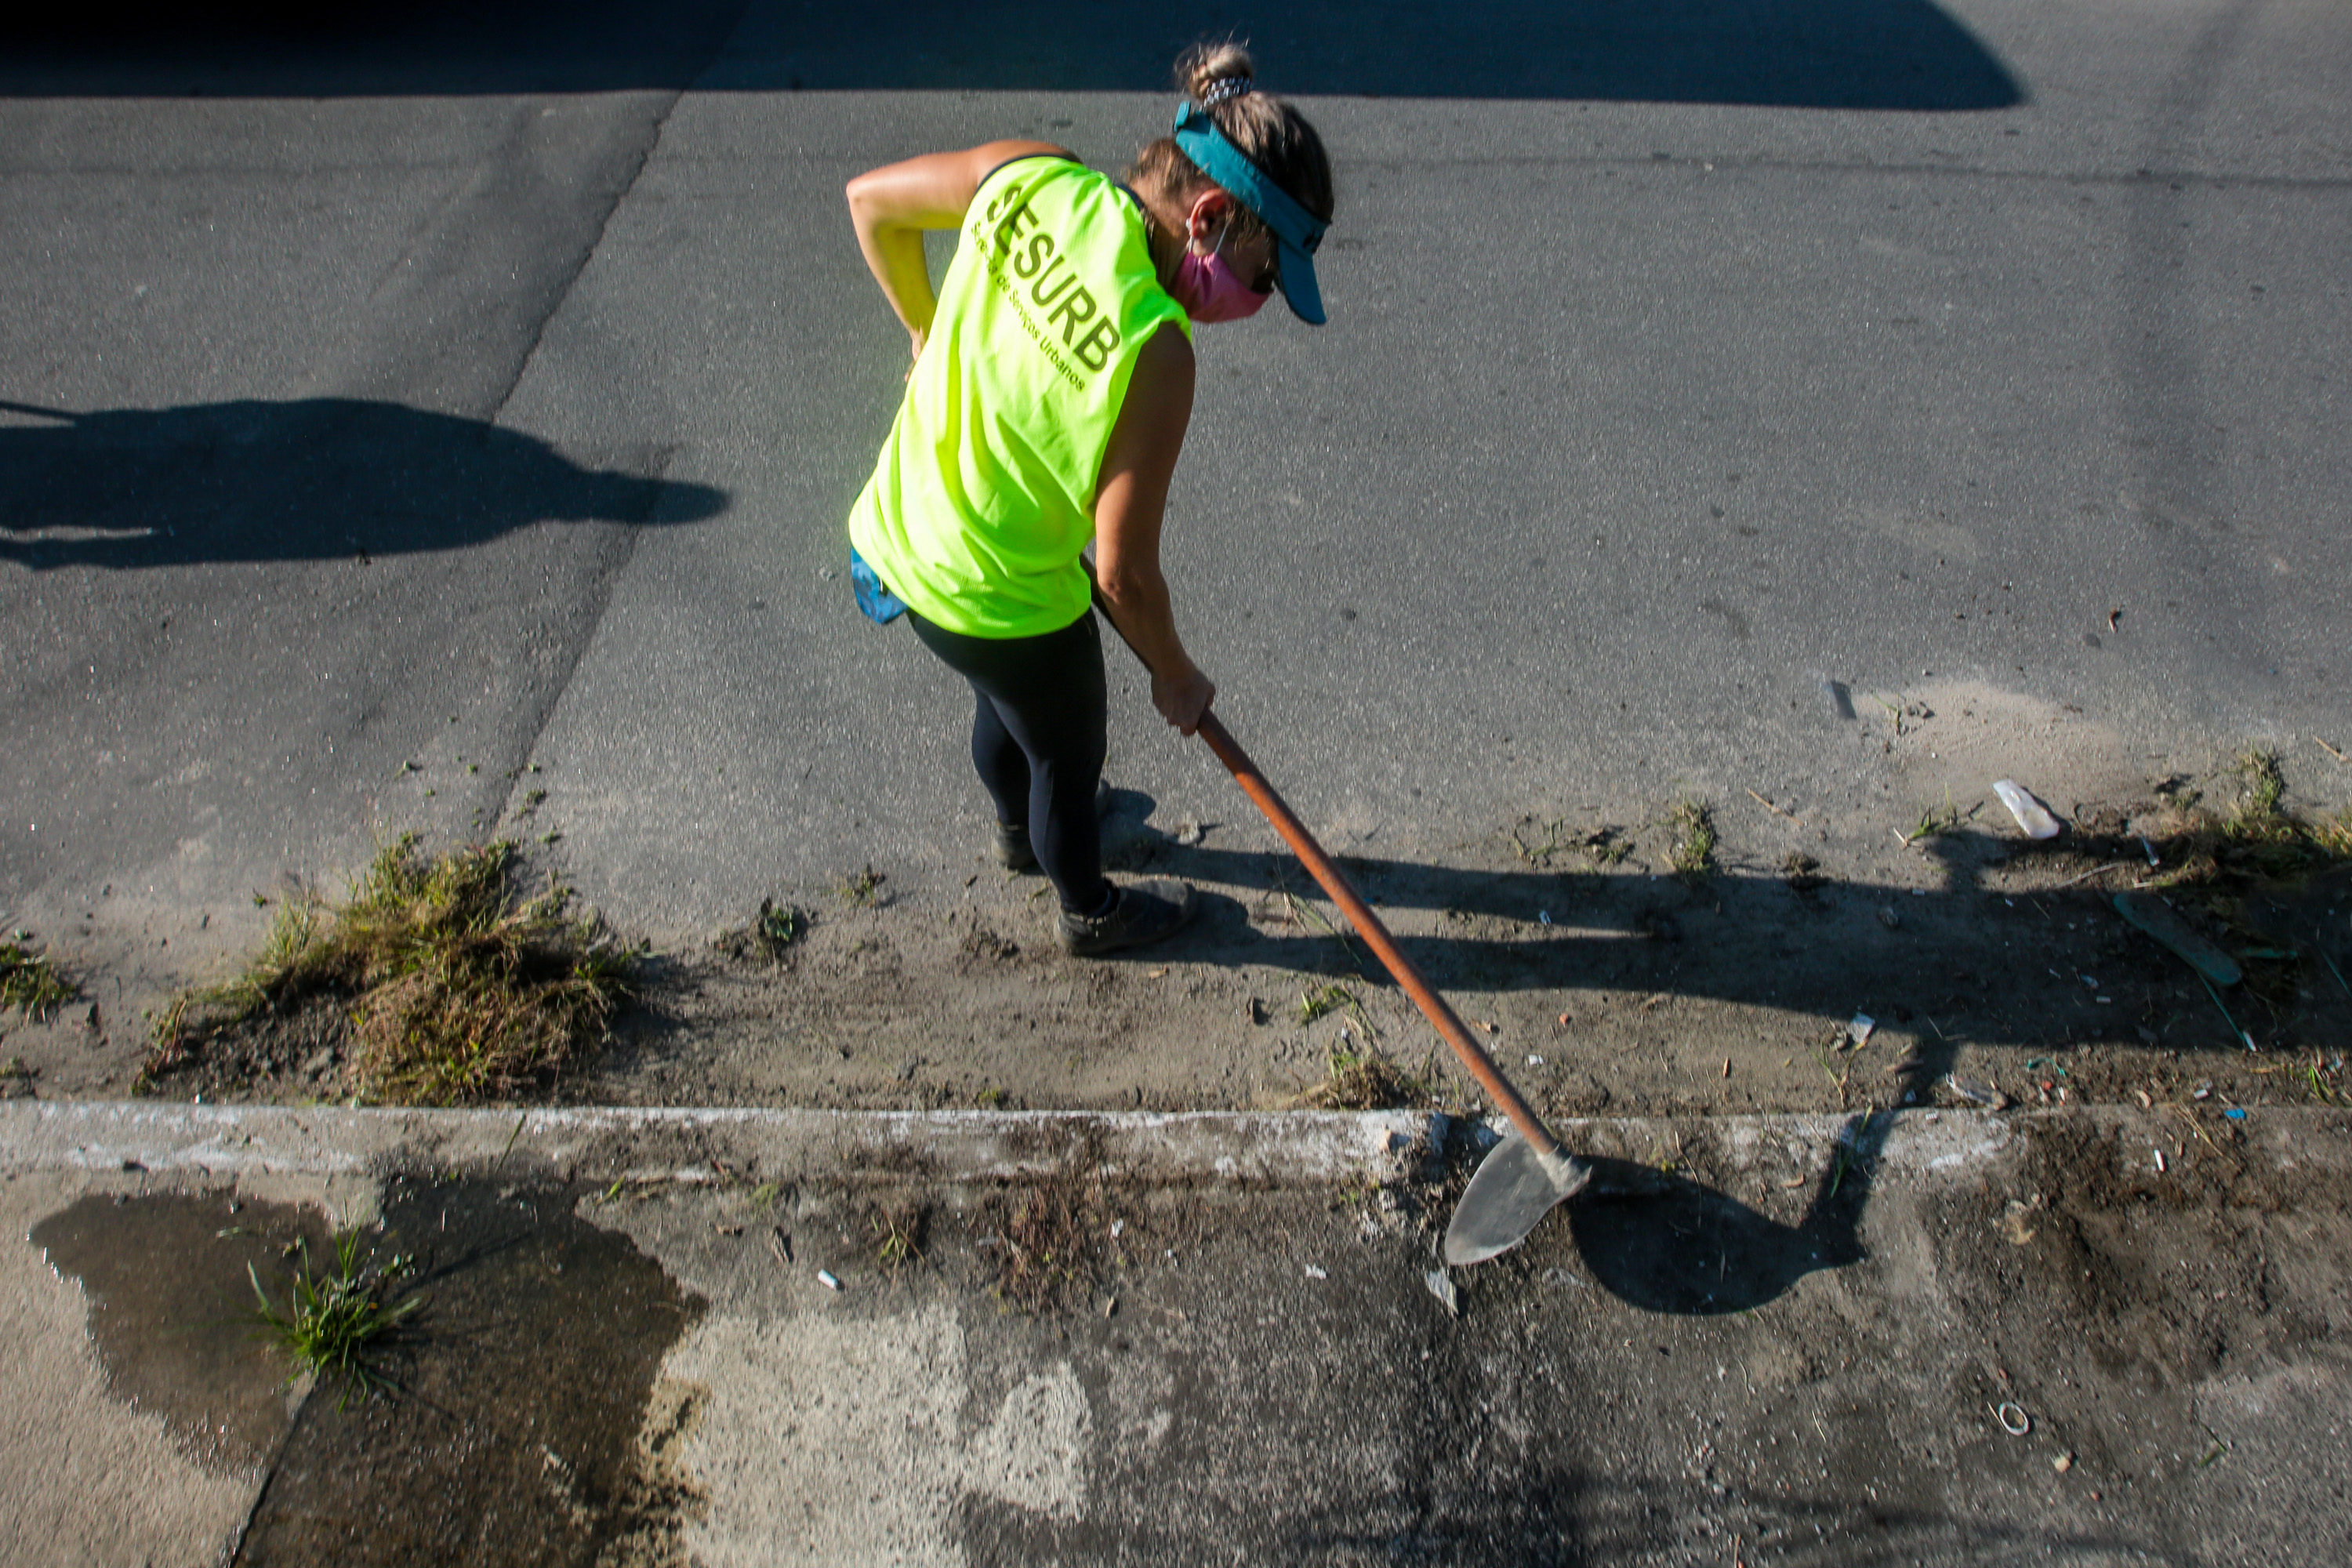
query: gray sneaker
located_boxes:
[1058,878,1196,956]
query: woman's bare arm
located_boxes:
[845,140,1067,363]
[1094,323,1214,734]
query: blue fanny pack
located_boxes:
[848,547,908,626]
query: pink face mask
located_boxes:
[1169,224,1270,324]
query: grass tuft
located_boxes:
[0,938,75,1019]
[1294,1042,1432,1111]
[1666,798,1717,883]
[865,1200,927,1277]
[145,833,633,1104]
[248,1229,423,1410]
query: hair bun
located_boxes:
[1178,40,1256,103]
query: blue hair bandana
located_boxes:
[1171,101,1328,325]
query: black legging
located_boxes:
[907,608,1108,915]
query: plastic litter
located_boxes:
[1847,1014,1876,1047]
[1947,1075,1998,1107]
[1993,780,2062,840]
[2114,892,2241,986]
[2225,1108,2247,1121]
[1996,1402,2032,1436]
[1424,1268,1459,1318]
[1304,1264,1328,1280]
[816,1269,841,1291]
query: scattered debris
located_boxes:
[1946,1075,1998,1107]
[1304,1264,1327,1280]
[1173,821,1203,848]
[2113,892,2241,986]
[1745,787,1802,826]
[1993,780,2062,840]
[1424,1268,1459,1318]
[2055,1453,2075,1473]
[1995,1402,2031,1437]
[815,1269,841,1291]
[1846,1014,1876,1048]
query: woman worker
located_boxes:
[844,45,1334,956]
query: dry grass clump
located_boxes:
[0,938,75,1019]
[2139,750,2352,890]
[146,834,633,1104]
[1294,1043,1431,1111]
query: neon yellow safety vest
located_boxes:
[848,157,1192,639]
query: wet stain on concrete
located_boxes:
[234,1177,706,1567]
[31,1191,325,1471]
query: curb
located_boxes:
[5,1101,2342,1193]
[0,1101,1444,1189]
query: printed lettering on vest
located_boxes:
[1047,286,1098,347]
[1073,317,1120,372]
[1030,260,1076,309]
[965,167,1130,394]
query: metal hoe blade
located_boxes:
[1443,1134,1592,1267]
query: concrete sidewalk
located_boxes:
[5,1099,2349,1565]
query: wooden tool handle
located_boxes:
[1192,712,1560,1156]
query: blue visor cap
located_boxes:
[1172,100,1328,325]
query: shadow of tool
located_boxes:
[1566,1065,1942,1316]
[0,397,727,570]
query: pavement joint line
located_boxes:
[11,1101,2335,1192]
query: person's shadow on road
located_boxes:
[0,397,727,569]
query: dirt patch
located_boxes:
[84,755,2349,1134]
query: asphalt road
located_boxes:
[4,0,2347,978]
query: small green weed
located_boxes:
[1666,799,1717,883]
[1583,827,1632,866]
[1298,982,1355,1025]
[1900,791,1964,847]
[248,1229,423,1410]
[833,866,887,907]
[754,898,807,958]
[0,938,74,1019]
